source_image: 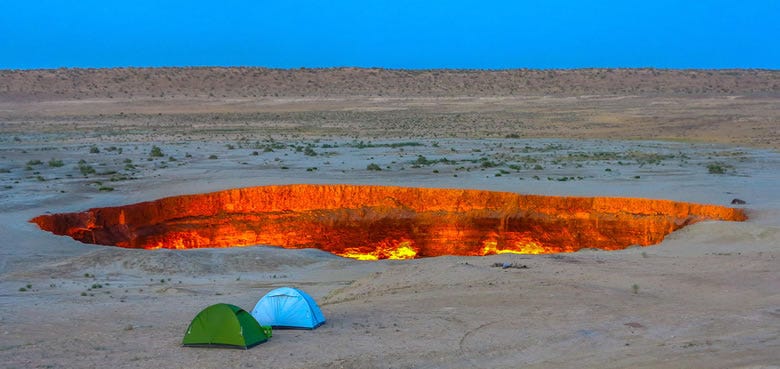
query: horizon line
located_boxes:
[3,65,779,72]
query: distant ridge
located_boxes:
[1,67,778,101]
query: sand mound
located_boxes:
[661,221,780,254]
[8,245,339,279]
[323,255,524,305]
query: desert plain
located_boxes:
[1,68,779,368]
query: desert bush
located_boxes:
[149,146,164,157]
[414,155,436,166]
[480,160,498,168]
[79,163,96,176]
[707,163,730,174]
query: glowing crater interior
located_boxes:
[30,184,747,260]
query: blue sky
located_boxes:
[1,1,777,69]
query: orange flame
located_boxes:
[29,184,747,260]
[337,240,419,260]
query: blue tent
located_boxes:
[251,287,326,329]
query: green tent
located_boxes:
[182,303,272,349]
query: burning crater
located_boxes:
[31,184,746,260]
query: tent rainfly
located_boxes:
[251,287,326,329]
[183,303,272,349]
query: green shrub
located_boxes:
[48,159,65,167]
[149,146,164,158]
[480,160,498,168]
[707,163,726,174]
[366,163,382,171]
[79,163,96,176]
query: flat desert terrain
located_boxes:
[1,68,779,368]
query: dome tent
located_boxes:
[183,303,271,349]
[251,287,326,329]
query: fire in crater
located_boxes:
[30,184,746,260]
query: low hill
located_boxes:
[1,67,778,101]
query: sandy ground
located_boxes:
[1,93,779,368]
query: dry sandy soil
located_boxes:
[0,68,779,368]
